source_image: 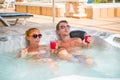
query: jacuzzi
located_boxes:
[0,28,120,80]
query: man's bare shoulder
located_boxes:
[56,39,61,43]
[71,37,82,42]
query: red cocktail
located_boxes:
[50,41,56,49]
[84,35,91,44]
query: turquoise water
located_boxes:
[0,29,120,80]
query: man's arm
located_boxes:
[82,36,92,48]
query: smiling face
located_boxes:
[57,21,70,37]
[26,28,42,45]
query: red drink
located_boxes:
[50,41,56,49]
[84,35,91,44]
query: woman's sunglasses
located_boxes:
[60,25,70,29]
[32,34,42,38]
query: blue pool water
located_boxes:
[0,28,120,80]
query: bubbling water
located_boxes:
[0,28,120,80]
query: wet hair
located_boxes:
[56,20,68,31]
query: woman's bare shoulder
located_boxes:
[40,45,49,50]
[40,45,47,47]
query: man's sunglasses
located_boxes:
[32,34,42,38]
[60,25,70,29]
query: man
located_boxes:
[55,20,93,65]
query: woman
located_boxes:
[18,28,57,74]
[18,28,51,62]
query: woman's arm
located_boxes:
[17,48,28,58]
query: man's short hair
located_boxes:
[56,20,68,31]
